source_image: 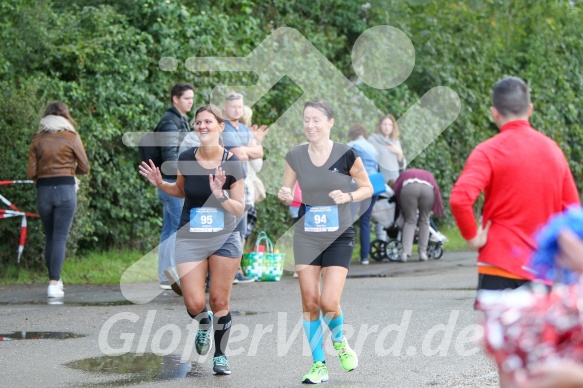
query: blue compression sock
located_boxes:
[303,317,325,362]
[323,312,344,342]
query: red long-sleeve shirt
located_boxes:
[450,120,580,280]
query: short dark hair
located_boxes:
[304,99,334,120]
[348,124,368,140]
[170,82,194,101]
[492,76,530,117]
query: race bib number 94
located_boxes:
[190,207,225,232]
[304,206,339,232]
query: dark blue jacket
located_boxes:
[157,105,190,179]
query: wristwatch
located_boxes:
[217,190,229,203]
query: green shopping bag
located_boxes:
[241,231,285,281]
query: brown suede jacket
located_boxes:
[27,130,90,180]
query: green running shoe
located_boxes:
[302,361,329,384]
[333,337,358,371]
[195,311,213,355]
[212,355,231,375]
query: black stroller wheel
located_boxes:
[370,240,387,262]
[385,240,403,262]
[428,242,444,260]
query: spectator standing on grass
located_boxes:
[27,101,90,298]
[222,93,267,284]
[155,82,194,294]
[368,113,405,241]
[347,124,379,265]
[390,168,444,262]
[239,104,268,242]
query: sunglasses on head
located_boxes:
[226,93,243,100]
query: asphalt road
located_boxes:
[0,251,498,387]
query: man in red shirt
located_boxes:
[450,76,579,291]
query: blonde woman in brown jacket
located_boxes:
[27,101,90,298]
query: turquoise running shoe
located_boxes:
[213,355,231,375]
[195,311,213,355]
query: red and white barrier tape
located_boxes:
[1,180,39,264]
[0,180,34,186]
[0,209,40,218]
[0,193,20,212]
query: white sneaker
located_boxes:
[57,279,63,291]
[47,284,64,298]
[438,232,449,243]
[399,253,408,263]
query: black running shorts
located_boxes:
[293,227,355,268]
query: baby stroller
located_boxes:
[369,193,445,262]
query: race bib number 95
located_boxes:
[190,207,225,232]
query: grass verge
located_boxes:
[1,226,469,285]
[437,225,468,251]
[0,249,157,285]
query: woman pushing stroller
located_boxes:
[390,168,444,262]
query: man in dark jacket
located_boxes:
[157,82,194,293]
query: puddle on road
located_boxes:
[66,353,204,385]
[76,300,135,307]
[405,287,477,292]
[231,310,259,316]
[44,299,137,307]
[0,299,136,307]
[346,274,388,278]
[0,331,86,341]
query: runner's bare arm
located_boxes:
[278,161,297,205]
